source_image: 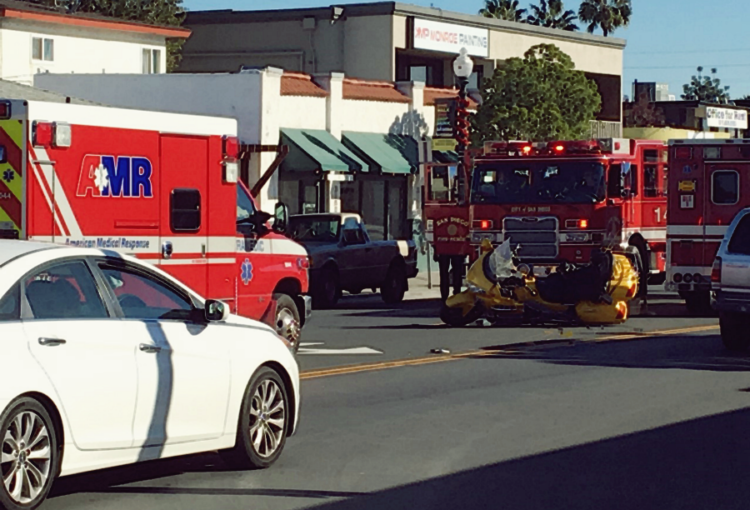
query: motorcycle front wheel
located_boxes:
[440,303,483,327]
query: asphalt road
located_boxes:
[44,289,749,510]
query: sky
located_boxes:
[182,0,750,100]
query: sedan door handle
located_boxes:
[38,337,66,346]
[139,343,162,354]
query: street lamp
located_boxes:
[452,47,473,155]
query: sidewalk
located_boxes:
[406,270,442,300]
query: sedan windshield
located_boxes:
[288,216,340,242]
[471,161,606,205]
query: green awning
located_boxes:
[281,128,366,173]
[432,150,460,164]
[342,132,419,174]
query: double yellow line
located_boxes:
[300,323,719,380]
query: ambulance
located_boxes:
[666,139,750,313]
[0,98,310,349]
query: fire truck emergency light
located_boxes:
[473,219,493,230]
[0,101,10,120]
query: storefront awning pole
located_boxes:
[251,144,290,198]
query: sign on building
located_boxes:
[705,107,748,129]
[412,18,489,58]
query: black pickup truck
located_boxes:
[288,213,419,308]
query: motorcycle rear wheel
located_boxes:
[440,303,483,327]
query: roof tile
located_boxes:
[424,87,478,108]
[281,73,328,97]
[343,78,409,103]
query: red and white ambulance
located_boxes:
[0,98,310,348]
[666,139,750,313]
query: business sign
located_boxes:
[413,18,489,58]
[434,97,456,138]
[706,107,748,129]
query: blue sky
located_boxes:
[182,0,750,99]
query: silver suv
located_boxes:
[712,207,750,350]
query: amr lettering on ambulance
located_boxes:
[0,99,310,337]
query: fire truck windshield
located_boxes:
[471,161,606,205]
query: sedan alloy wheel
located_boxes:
[249,379,286,458]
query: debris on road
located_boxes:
[431,348,451,355]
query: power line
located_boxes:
[625,64,750,70]
[628,48,750,55]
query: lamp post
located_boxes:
[452,47,474,157]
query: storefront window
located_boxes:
[362,180,385,241]
[303,184,318,214]
[341,181,360,214]
[279,180,300,215]
[388,180,406,239]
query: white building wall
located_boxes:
[340,99,410,135]
[2,25,166,85]
[35,72,261,143]
[277,96,327,131]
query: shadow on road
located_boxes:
[53,406,750,509]
[302,406,750,510]
[479,333,750,372]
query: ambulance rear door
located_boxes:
[159,134,209,295]
[0,100,26,240]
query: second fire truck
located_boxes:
[425,138,668,296]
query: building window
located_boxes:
[32,37,54,61]
[142,49,161,74]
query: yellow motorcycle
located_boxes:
[440,239,639,327]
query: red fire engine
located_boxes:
[0,98,310,346]
[424,138,668,295]
[666,139,750,313]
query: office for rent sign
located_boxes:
[705,107,748,129]
[413,18,489,58]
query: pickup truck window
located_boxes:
[342,218,366,245]
[728,215,750,255]
[289,217,340,243]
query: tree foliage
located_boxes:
[624,91,666,128]
[578,0,631,37]
[681,67,731,103]
[472,44,601,143]
[480,0,527,22]
[23,0,185,71]
[527,0,578,31]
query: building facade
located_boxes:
[36,68,461,246]
[179,1,625,137]
[0,0,188,85]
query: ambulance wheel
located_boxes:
[273,293,301,353]
[314,267,340,309]
[720,312,750,351]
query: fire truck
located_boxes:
[0,98,310,348]
[666,138,750,313]
[424,138,668,295]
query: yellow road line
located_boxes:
[300,323,719,380]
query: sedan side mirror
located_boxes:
[274,202,289,233]
[205,299,230,322]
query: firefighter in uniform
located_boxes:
[436,253,464,302]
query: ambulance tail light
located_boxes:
[473,219,494,230]
[0,101,10,120]
[33,121,53,147]
[31,121,71,148]
[711,257,722,286]
[223,136,240,159]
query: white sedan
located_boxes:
[0,241,300,510]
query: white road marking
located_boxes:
[298,342,383,356]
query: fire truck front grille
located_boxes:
[503,216,559,259]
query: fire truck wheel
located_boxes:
[720,312,750,351]
[381,264,407,304]
[314,267,341,309]
[273,294,301,353]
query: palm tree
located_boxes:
[527,0,578,30]
[578,0,632,37]
[480,0,527,22]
